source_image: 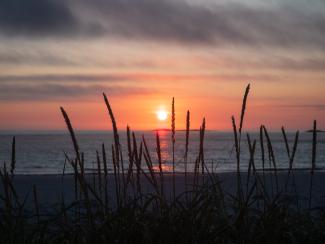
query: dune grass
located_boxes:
[0,85,325,243]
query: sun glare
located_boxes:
[157,110,168,121]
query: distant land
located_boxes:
[306,129,324,133]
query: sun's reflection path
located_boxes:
[155,130,171,172]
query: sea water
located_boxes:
[0,131,324,174]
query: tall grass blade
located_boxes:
[33,185,40,225]
[239,83,250,135]
[232,116,242,201]
[263,125,279,193]
[10,137,15,177]
[171,97,176,201]
[309,120,317,209]
[103,93,126,193]
[184,110,190,202]
[156,132,164,198]
[60,107,81,164]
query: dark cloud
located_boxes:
[0,52,77,66]
[0,0,77,36]
[102,1,325,48]
[0,72,283,84]
[0,0,325,49]
[285,104,325,111]
[0,83,154,101]
[0,0,103,37]
[260,58,325,72]
[0,74,129,83]
[196,55,325,72]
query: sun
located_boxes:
[157,110,168,121]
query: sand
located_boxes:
[3,170,325,211]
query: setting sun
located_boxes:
[157,110,168,121]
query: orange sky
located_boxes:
[0,79,324,131]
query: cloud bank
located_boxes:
[0,0,324,49]
[0,82,154,101]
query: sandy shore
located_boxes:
[3,170,325,210]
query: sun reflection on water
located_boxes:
[152,164,172,172]
[155,129,171,171]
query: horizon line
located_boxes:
[0,128,317,134]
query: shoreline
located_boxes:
[10,167,325,176]
[4,170,325,210]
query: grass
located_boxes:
[0,84,325,243]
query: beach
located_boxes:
[7,170,325,210]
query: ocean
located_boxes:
[0,131,324,174]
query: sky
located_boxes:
[0,0,324,131]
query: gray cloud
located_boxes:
[0,0,324,49]
[269,103,325,111]
[286,104,325,111]
[0,72,286,84]
[261,58,325,72]
[0,82,154,101]
[0,0,77,36]
[0,52,77,66]
[74,0,325,48]
[197,55,325,73]
[0,74,130,83]
[0,0,103,37]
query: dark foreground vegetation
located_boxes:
[1,84,324,243]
